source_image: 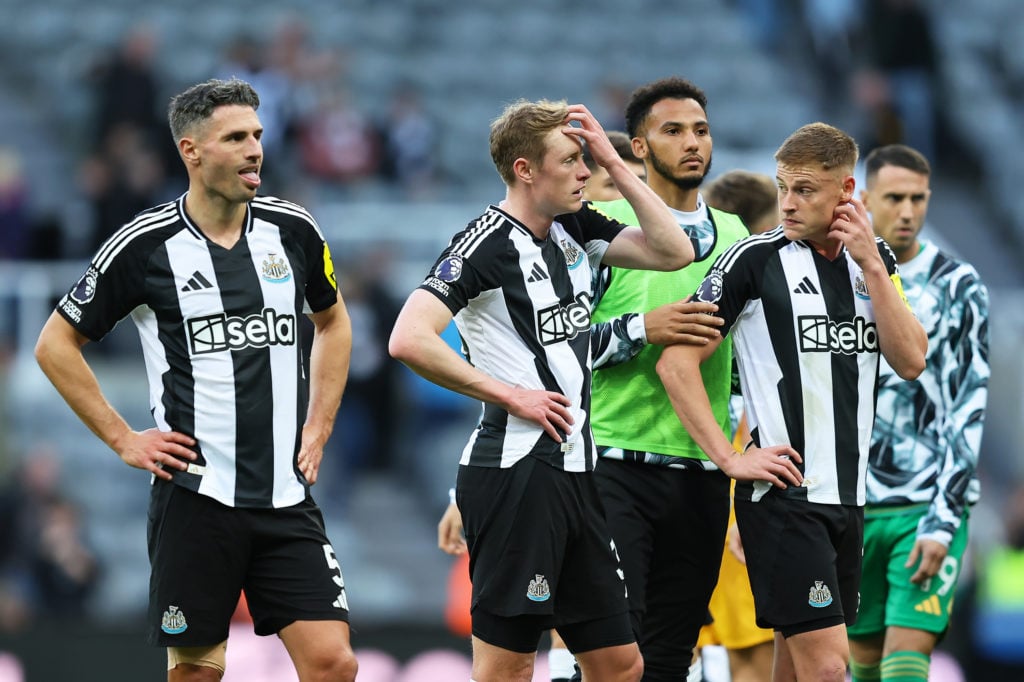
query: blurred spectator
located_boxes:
[76,123,166,254]
[853,0,939,163]
[0,148,29,261]
[217,32,296,190]
[89,25,163,149]
[377,84,440,198]
[298,85,382,188]
[0,444,99,631]
[320,251,402,515]
[801,0,861,114]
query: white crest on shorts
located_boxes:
[161,605,188,634]
[527,574,550,602]
[808,580,833,608]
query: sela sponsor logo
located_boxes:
[537,292,591,345]
[261,253,292,283]
[70,266,99,304]
[808,580,833,608]
[798,315,878,355]
[527,574,551,602]
[186,308,296,355]
[161,605,188,634]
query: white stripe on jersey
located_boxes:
[248,218,306,507]
[778,246,840,503]
[454,281,549,469]
[161,231,239,503]
[93,203,180,273]
[517,225,589,470]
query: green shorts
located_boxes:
[848,505,969,638]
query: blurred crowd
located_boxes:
[1,1,1023,678]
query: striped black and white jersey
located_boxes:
[56,194,339,509]
[419,203,626,472]
[694,226,905,506]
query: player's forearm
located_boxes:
[869,269,927,379]
[35,316,132,452]
[591,314,646,369]
[305,303,352,443]
[616,171,694,269]
[656,347,735,468]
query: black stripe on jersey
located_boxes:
[714,226,783,273]
[93,202,180,273]
[760,251,806,487]
[150,245,203,478]
[211,240,276,506]
[451,209,504,258]
[815,250,861,504]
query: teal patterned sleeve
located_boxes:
[919,267,990,544]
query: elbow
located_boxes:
[896,355,926,381]
[653,249,693,272]
[387,332,411,364]
[654,351,674,383]
[388,329,421,368]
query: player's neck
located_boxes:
[648,174,699,212]
[499,195,555,240]
[896,240,924,265]
[184,191,247,249]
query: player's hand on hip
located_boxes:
[116,428,196,480]
[907,538,949,585]
[438,502,467,555]
[506,387,574,443]
[296,443,324,485]
[645,299,722,346]
[725,445,803,488]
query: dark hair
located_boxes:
[582,130,641,171]
[168,78,260,142]
[624,77,708,138]
[704,170,778,234]
[863,144,931,184]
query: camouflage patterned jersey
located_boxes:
[869,240,990,545]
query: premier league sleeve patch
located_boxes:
[696,269,725,304]
[435,255,464,282]
[70,266,100,305]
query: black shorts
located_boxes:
[147,479,349,647]
[594,457,730,678]
[457,458,632,653]
[735,494,863,636]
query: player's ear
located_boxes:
[513,157,534,184]
[840,175,855,203]
[179,137,199,165]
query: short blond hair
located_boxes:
[774,122,858,175]
[489,99,569,185]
